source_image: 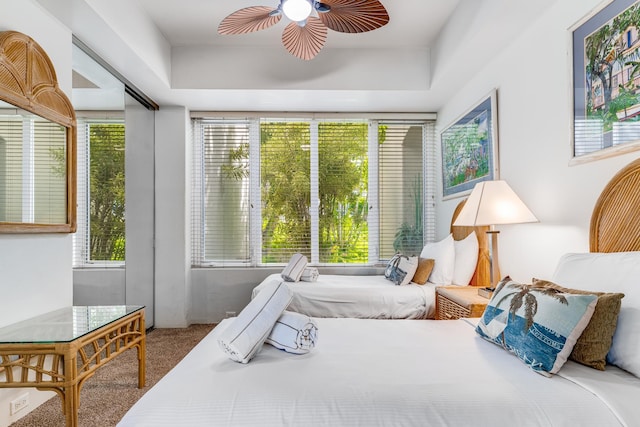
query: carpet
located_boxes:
[10,324,216,427]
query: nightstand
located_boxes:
[435,286,489,320]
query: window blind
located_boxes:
[192,117,436,267]
[317,120,369,263]
[260,120,312,263]
[192,119,252,266]
[378,122,428,259]
[73,119,125,267]
[0,115,66,224]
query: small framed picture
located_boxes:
[441,89,499,199]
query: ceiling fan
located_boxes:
[218,0,389,60]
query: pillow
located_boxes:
[384,254,419,286]
[412,258,435,285]
[420,234,455,285]
[217,280,293,363]
[476,277,598,376]
[281,253,308,282]
[533,278,624,371]
[266,311,318,354]
[552,252,640,377]
[452,231,479,286]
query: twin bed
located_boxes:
[251,199,492,320]
[118,158,640,426]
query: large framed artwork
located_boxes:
[571,0,640,164]
[441,90,499,199]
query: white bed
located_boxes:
[119,159,640,427]
[252,273,437,319]
[118,317,639,426]
[251,199,492,320]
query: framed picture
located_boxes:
[571,0,640,164]
[441,89,499,199]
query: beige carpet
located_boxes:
[10,324,216,427]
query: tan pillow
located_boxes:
[533,278,624,371]
[412,258,435,285]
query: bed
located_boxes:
[118,158,640,427]
[251,199,492,319]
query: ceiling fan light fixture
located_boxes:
[282,0,313,22]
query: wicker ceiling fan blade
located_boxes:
[218,6,282,35]
[318,0,389,33]
[281,17,328,60]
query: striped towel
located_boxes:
[300,267,319,282]
[281,253,308,282]
[217,280,293,363]
[266,311,318,354]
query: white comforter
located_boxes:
[252,273,436,319]
[118,318,640,427]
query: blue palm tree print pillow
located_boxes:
[476,277,598,376]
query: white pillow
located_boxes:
[217,280,293,363]
[452,231,479,286]
[420,234,455,285]
[384,254,419,286]
[552,252,640,377]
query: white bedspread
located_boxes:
[119,318,639,427]
[252,273,435,319]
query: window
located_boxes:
[0,112,67,224]
[73,119,125,267]
[192,117,435,267]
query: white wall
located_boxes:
[0,1,73,424]
[435,0,640,283]
[154,107,191,327]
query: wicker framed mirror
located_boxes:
[0,30,76,233]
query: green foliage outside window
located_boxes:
[259,122,373,264]
[89,123,125,261]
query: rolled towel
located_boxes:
[266,311,318,354]
[300,267,319,282]
[218,280,293,363]
[281,253,308,282]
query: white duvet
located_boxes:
[252,273,436,319]
[118,318,640,427]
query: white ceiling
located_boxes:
[36,0,556,112]
[136,0,461,49]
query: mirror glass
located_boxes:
[0,100,68,224]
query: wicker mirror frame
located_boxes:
[0,30,76,233]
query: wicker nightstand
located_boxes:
[435,286,489,320]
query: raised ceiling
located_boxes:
[36,0,556,112]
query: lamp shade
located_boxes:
[453,180,538,226]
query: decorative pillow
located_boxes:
[217,280,293,363]
[476,277,598,376]
[384,254,419,286]
[452,231,479,286]
[552,252,640,377]
[533,278,624,371]
[266,311,319,354]
[420,234,455,285]
[281,253,308,282]
[412,258,435,285]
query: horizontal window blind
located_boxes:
[73,120,125,267]
[260,120,311,263]
[192,117,435,267]
[0,115,67,224]
[193,119,252,266]
[317,121,368,263]
[378,122,427,259]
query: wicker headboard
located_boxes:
[590,157,640,252]
[450,199,491,287]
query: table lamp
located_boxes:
[453,180,538,290]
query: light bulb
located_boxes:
[282,0,312,22]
